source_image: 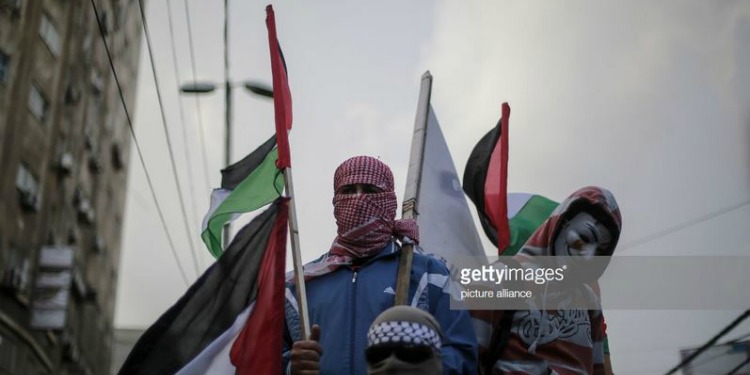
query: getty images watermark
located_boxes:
[458,263,567,300]
[449,256,750,310]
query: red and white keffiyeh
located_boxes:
[289,156,419,282]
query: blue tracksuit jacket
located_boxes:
[282,241,478,374]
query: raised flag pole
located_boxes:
[283,169,311,338]
[266,5,311,339]
[396,71,433,305]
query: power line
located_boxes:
[726,357,750,375]
[137,0,202,277]
[621,199,750,251]
[723,331,750,345]
[689,332,750,369]
[89,0,189,286]
[165,0,202,231]
[689,347,735,371]
[183,0,212,196]
[664,309,750,375]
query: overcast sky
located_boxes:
[113,1,750,373]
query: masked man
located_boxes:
[482,186,622,375]
[365,306,445,375]
[282,156,477,375]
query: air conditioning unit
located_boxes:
[111,143,124,170]
[2,266,22,290]
[90,70,104,94]
[88,155,102,174]
[85,208,95,224]
[58,152,74,175]
[65,85,81,105]
[0,0,22,18]
[20,190,41,212]
[1,260,29,291]
[93,235,105,253]
[61,333,80,363]
[67,228,79,245]
[76,199,95,225]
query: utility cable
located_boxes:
[621,200,750,251]
[165,0,202,232]
[90,0,189,286]
[726,357,750,375]
[183,0,212,196]
[137,0,203,276]
[664,310,750,375]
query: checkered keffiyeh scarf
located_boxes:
[287,156,419,282]
[330,156,418,258]
[367,320,442,350]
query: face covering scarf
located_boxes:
[287,156,419,282]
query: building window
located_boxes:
[16,163,41,212]
[28,83,48,122]
[39,14,61,57]
[0,51,9,83]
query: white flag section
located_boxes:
[402,72,487,280]
[410,105,488,277]
[173,304,254,375]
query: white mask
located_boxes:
[554,212,612,259]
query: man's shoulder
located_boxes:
[410,250,452,275]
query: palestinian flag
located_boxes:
[200,5,292,259]
[463,103,511,253]
[118,198,289,375]
[462,104,558,255]
[201,135,284,258]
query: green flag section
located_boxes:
[504,193,559,256]
[201,136,285,258]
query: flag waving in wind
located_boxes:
[462,103,558,256]
[199,5,294,259]
[118,199,289,374]
[201,135,284,258]
[118,6,298,374]
[463,103,511,254]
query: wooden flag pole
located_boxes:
[284,167,311,339]
[396,71,433,305]
[266,5,311,340]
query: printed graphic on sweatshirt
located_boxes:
[514,309,592,347]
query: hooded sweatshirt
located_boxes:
[492,186,622,375]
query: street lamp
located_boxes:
[180,81,273,96]
[180,80,273,248]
